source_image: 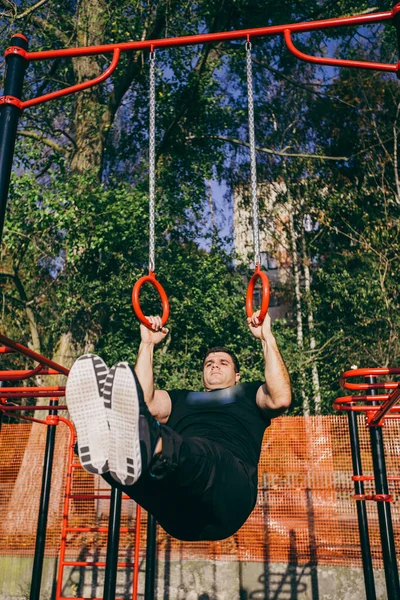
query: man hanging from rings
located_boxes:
[66,310,291,541]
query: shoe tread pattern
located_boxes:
[66,354,109,475]
[104,362,142,486]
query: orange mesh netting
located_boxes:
[1,416,399,567]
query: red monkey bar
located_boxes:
[2,5,400,111]
[335,367,400,426]
[0,332,68,406]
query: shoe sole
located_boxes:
[66,354,109,475]
[103,362,142,486]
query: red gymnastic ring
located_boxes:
[132,271,170,329]
[246,264,270,323]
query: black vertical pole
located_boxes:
[144,514,157,600]
[103,486,122,600]
[393,2,400,81]
[29,400,58,600]
[367,376,400,600]
[347,411,376,600]
[0,34,28,244]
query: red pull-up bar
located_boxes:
[3,4,400,111]
[11,5,400,60]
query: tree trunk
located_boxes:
[70,0,108,175]
[287,194,309,415]
[301,226,321,414]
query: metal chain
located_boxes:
[246,41,260,266]
[148,50,156,273]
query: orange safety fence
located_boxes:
[1,415,400,568]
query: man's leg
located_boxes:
[103,429,258,541]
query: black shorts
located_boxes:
[102,425,258,541]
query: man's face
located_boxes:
[202,352,240,391]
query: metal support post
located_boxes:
[0,34,28,243]
[367,376,400,600]
[347,411,376,600]
[144,514,157,600]
[103,486,122,600]
[29,400,58,600]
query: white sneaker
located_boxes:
[103,362,160,486]
[66,354,109,475]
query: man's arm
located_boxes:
[248,311,292,417]
[134,315,172,423]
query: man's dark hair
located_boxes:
[203,347,240,373]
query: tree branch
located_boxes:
[18,130,69,155]
[15,0,50,19]
[187,134,349,161]
[187,133,397,163]
[0,0,69,45]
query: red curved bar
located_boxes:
[12,33,28,43]
[23,6,396,61]
[0,367,60,381]
[335,393,392,404]
[4,46,29,60]
[334,405,400,413]
[0,387,65,397]
[341,367,400,390]
[283,29,400,73]
[343,381,399,391]
[0,96,24,109]
[21,48,120,109]
[0,364,48,381]
[0,404,67,410]
[354,494,392,502]
[0,332,69,375]
[132,271,170,328]
[246,264,270,323]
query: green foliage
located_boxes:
[0,0,398,416]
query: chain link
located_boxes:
[148,50,156,273]
[246,41,260,266]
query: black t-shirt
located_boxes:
[166,381,270,467]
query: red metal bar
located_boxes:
[369,387,400,427]
[335,394,394,404]
[68,494,118,500]
[66,527,136,533]
[23,6,396,62]
[0,365,59,380]
[353,475,400,482]
[335,405,400,413]
[283,28,399,72]
[0,95,24,109]
[344,382,399,391]
[341,367,400,390]
[0,332,69,375]
[0,388,65,397]
[354,494,393,502]
[62,561,134,567]
[21,48,120,109]
[0,403,67,409]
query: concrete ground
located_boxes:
[0,555,389,600]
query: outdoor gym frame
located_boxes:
[1,4,400,600]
